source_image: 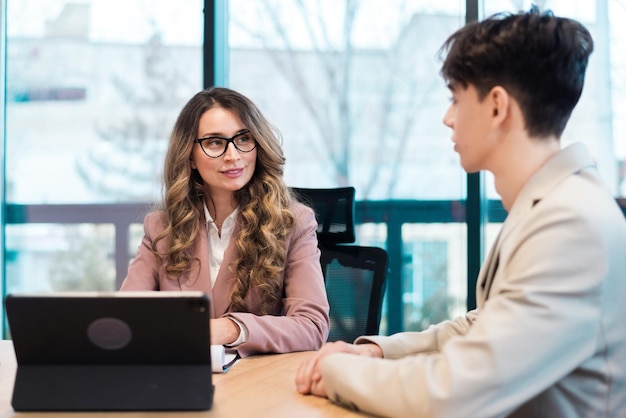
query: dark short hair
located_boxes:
[439,8,593,138]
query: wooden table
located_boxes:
[0,340,363,418]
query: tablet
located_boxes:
[5,291,214,411]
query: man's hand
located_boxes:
[295,341,382,397]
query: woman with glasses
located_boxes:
[120,87,330,357]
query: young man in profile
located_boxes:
[295,8,626,418]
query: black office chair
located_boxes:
[292,186,356,245]
[292,187,389,342]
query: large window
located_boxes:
[224,0,626,332]
[227,1,465,200]
[3,0,203,304]
[225,0,467,333]
[6,0,203,204]
[2,0,625,337]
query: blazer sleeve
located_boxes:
[119,211,166,291]
[355,309,478,359]
[226,203,330,357]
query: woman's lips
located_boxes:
[221,168,244,178]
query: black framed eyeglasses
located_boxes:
[194,129,257,158]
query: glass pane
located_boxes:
[225,0,467,332]
[5,224,116,293]
[129,222,144,261]
[5,0,203,204]
[3,0,203,335]
[402,223,467,331]
[227,0,466,200]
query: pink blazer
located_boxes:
[120,202,330,357]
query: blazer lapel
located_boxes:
[476,228,503,306]
[475,145,596,307]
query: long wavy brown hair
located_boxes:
[152,87,295,314]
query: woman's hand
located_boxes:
[295,341,383,397]
[210,317,240,345]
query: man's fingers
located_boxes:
[295,354,321,394]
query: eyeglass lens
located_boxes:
[197,131,256,158]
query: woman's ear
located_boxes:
[190,158,197,170]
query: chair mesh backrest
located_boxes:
[322,245,388,342]
[291,187,356,245]
[291,186,387,340]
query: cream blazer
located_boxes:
[321,144,626,418]
[121,202,330,357]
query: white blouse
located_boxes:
[203,203,239,288]
[203,203,247,346]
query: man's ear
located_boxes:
[488,86,510,126]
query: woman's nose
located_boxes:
[223,142,241,160]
